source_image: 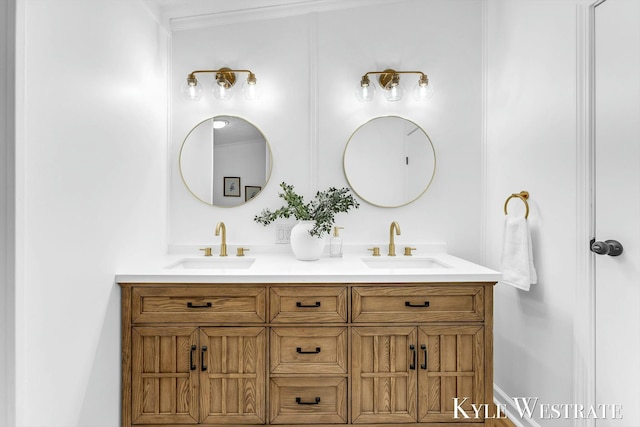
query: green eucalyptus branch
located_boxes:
[253,182,359,238]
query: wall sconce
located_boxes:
[356,69,433,102]
[182,67,261,101]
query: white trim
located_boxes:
[169,0,412,32]
[308,13,318,193]
[493,384,542,427]
[479,0,488,265]
[13,0,26,421]
[0,0,16,425]
[573,2,601,427]
[164,28,172,257]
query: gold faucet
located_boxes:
[215,221,228,257]
[388,221,401,256]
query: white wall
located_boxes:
[485,1,580,424]
[15,0,169,425]
[169,0,484,262]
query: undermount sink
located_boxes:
[165,257,255,270]
[361,257,450,270]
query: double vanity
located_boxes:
[117,248,500,427]
[153,11,498,424]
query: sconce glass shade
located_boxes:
[355,83,375,102]
[182,79,203,101]
[213,80,234,100]
[413,75,434,100]
[355,75,375,102]
[383,81,404,102]
[378,71,404,102]
[242,74,261,100]
[413,83,433,100]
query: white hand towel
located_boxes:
[500,214,537,291]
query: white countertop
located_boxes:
[115,246,501,284]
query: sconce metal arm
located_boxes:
[187,68,257,87]
[187,69,255,78]
[360,69,428,89]
[362,70,427,79]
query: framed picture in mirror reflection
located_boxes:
[223,177,241,197]
[245,186,261,201]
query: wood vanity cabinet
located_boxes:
[119,282,494,427]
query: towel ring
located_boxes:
[504,191,530,219]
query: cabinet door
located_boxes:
[199,327,266,424]
[352,327,418,424]
[131,327,199,424]
[418,326,484,422]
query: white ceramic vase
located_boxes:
[290,220,325,261]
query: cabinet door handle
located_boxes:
[296,397,321,405]
[420,344,427,370]
[405,301,430,308]
[590,239,624,256]
[190,345,197,370]
[296,301,321,308]
[296,347,321,354]
[187,302,212,308]
[201,346,208,371]
[409,344,416,370]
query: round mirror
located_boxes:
[343,116,435,207]
[179,115,272,207]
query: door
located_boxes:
[199,327,266,424]
[417,326,484,423]
[594,0,640,425]
[351,327,418,424]
[131,327,199,424]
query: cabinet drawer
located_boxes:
[271,327,347,374]
[270,377,347,424]
[352,285,484,323]
[131,286,266,323]
[270,287,347,323]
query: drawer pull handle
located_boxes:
[296,397,321,405]
[410,344,416,370]
[296,347,321,354]
[187,302,212,308]
[296,301,321,308]
[190,345,197,370]
[420,344,427,370]
[405,301,430,308]
[201,346,208,371]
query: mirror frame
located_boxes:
[179,115,273,207]
[343,115,436,208]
